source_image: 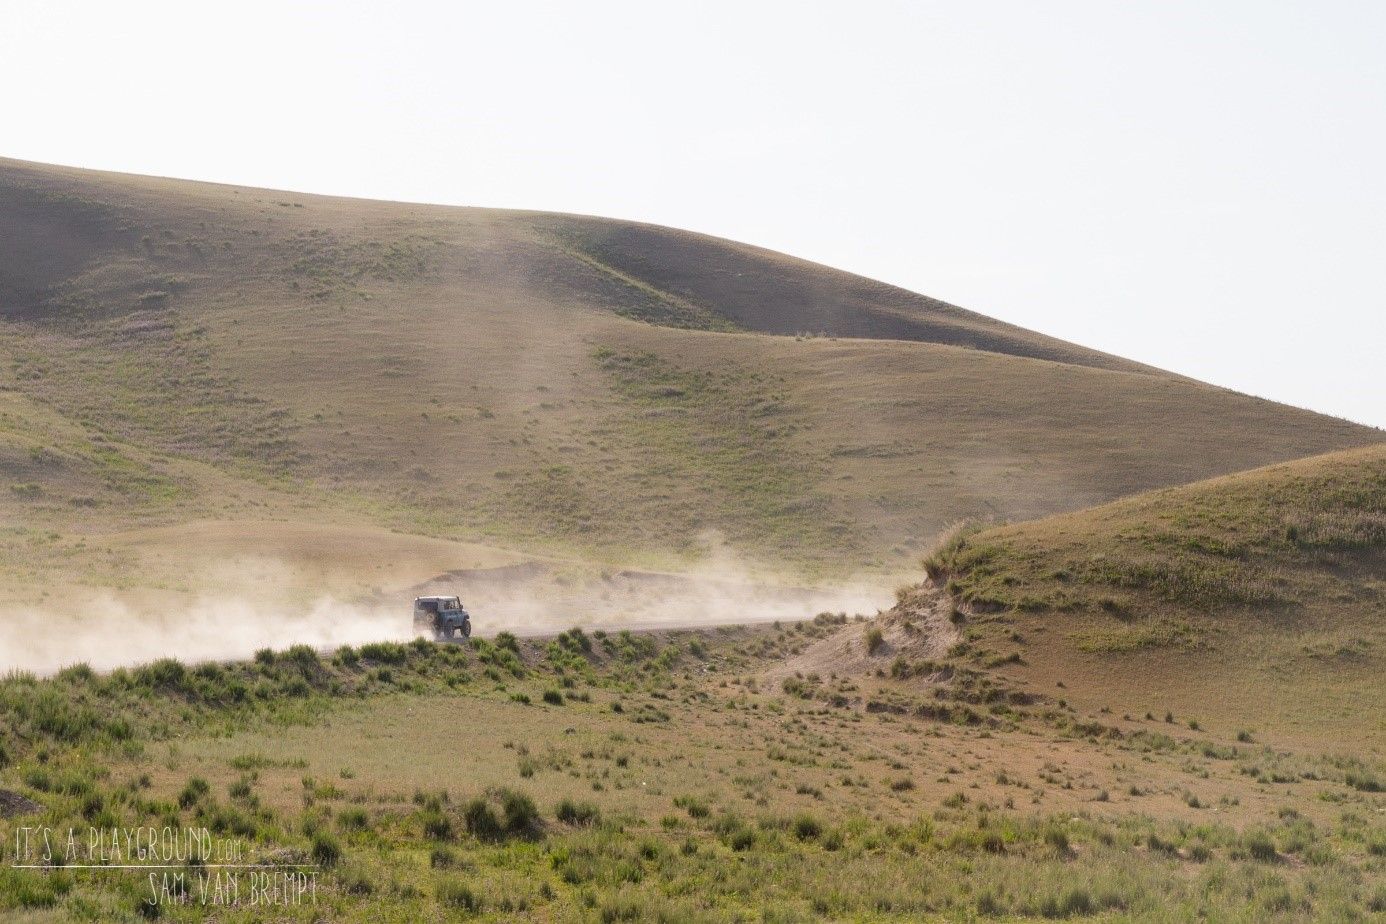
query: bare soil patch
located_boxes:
[763,584,959,684]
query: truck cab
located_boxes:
[413,595,472,639]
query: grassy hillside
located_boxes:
[547,215,1163,371]
[3,158,1383,923]
[919,443,1386,745]
[1,157,1380,601]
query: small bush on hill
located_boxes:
[555,798,600,826]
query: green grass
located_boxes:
[0,639,475,765]
[928,444,1385,618]
[3,618,1383,921]
[444,347,864,565]
[904,444,1386,749]
[587,348,862,560]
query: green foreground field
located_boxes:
[1,612,1383,922]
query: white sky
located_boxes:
[3,1,1383,428]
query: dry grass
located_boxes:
[3,158,1385,920]
[1,157,1379,592]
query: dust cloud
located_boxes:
[0,595,407,676]
[0,550,891,676]
[453,570,887,638]
[418,534,891,641]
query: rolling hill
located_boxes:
[2,442,1381,920]
[912,443,1386,746]
[0,157,1380,611]
[2,159,1384,922]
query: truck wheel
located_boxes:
[445,626,456,639]
[461,621,472,638]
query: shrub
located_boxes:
[178,777,210,809]
[792,814,822,841]
[339,867,374,896]
[421,810,453,841]
[542,689,564,706]
[1041,888,1093,918]
[0,860,71,910]
[712,813,756,851]
[557,627,592,653]
[25,690,101,745]
[79,792,104,820]
[1345,768,1383,792]
[1243,830,1278,862]
[281,678,311,697]
[1043,826,1070,853]
[55,663,95,684]
[310,832,342,867]
[865,626,885,655]
[193,662,225,683]
[358,642,407,665]
[139,658,187,690]
[463,798,503,841]
[1145,832,1177,855]
[430,846,456,868]
[285,645,319,669]
[337,808,369,832]
[555,798,600,826]
[414,789,446,810]
[500,789,540,835]
[597,889,674,921]
[727,827,755,851]
[437,879,482,912]
[23,767,52,792]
